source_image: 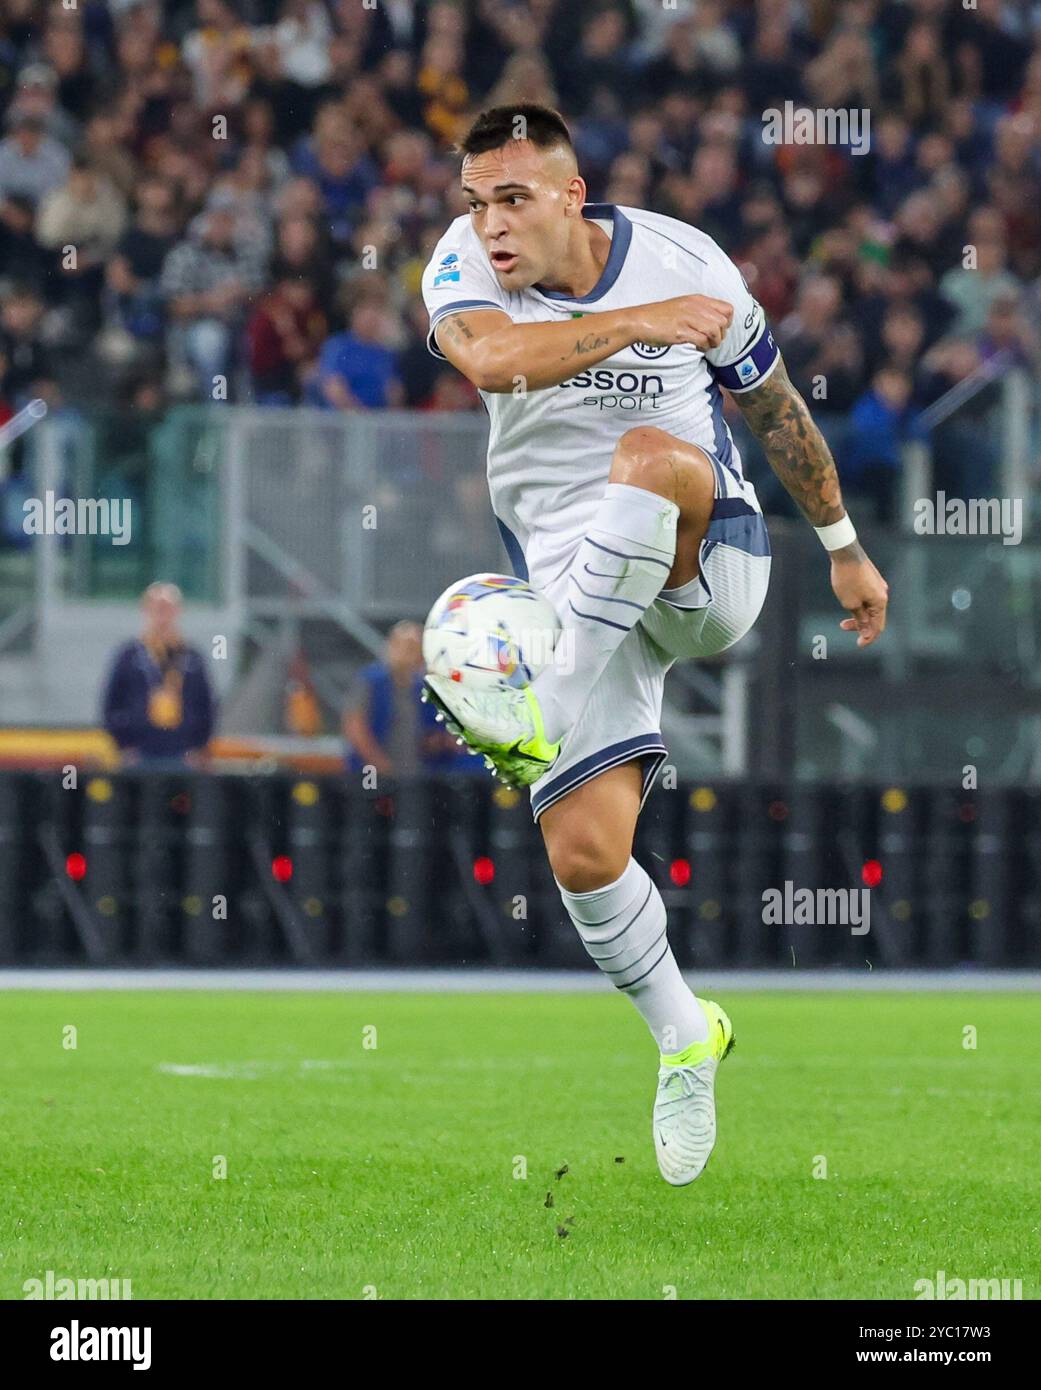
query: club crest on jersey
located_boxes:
[632,341,671,359]
[433,252,461,286]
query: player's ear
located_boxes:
[565,176,586,216]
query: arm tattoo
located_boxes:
[733,355,850,531]
[441,314,474,343]
[561,332,610,361]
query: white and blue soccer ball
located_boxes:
[423,573,562,692]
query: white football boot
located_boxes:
[421,675,560,789]
[653,996,735,1186]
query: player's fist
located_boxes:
[635,295,734,352]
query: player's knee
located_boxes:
[611,428,715,507]
[611,427,675,487]
[546,832,630,895]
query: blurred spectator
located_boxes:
[0,193,50,292]
[37,154,127,336]
[274,0,334,89]
[6,61,79,148]
[310,290,403,410]
[740,14,808,114]
[0,111,70,207]
[560,6,639,118]
[377,47,426,129]
[796,322,865,417]
[939,210,1022,338]
[398,297,442,407]
[737,222,800,323]
[864,113,920,220]
[182,0,255,110]
[81,113,138,203]
[290,103,378,242]
[892,189,952,280]
[777,275,845,392]
[485,51,559,112]
[978,293,1041,374]
[42,16,98,125]
[841,368,919,525]
[271,209,334,303]
[865,304,928,388]
[416,25,470,145]
[239,96,293,188]
[888,19,949,131]
[918,338,1001,499]
[36,155,126,261]
[160,194,266,397]
[957,0,1031,101]
[101,582,216,768]
[246,272,327,404]
[103,176,180,347]
[343,620,461,777]
[0,285,57,408]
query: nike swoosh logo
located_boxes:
[658,1132,667,1147]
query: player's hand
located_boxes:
[635,295,734,351]
[831,548,889,647]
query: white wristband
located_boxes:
[814,514,857,552]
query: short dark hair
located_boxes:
[456,104,573,160]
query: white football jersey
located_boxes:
[421,203,779,582]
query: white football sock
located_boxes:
[559,857,708,1052]
[533,483,678,742]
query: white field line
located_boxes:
[1,969,1039,992]
[157,1054,569,1080]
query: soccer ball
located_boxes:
[423,572,562,692]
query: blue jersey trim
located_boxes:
[530,735,667,821]
[533,205,633,304]
[427,299,507,358]
[587,536,672,571]
[494,516,528,581]
[705,510,771,557]
[707,378,742,484]
[569,574,646,612]
[567,601,630,634]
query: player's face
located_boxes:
[461,141,580,290]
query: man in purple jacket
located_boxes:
[101,583,215,767]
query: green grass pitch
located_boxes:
[2,989,1037,1300]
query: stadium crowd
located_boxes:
[1,0,1040,519]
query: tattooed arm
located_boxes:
[734,355,889,647]
[433,294,735,394]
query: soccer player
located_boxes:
[421,106,888,1186]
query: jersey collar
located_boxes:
[533,203,633,304]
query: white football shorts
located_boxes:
[524,460,771,822]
